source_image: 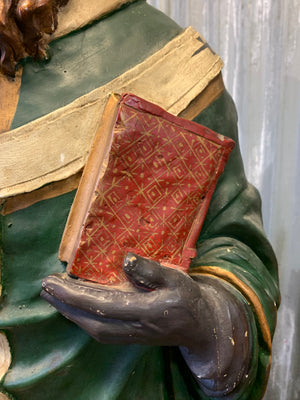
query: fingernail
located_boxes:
[123,253,138,271]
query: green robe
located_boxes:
[0,1,279,399]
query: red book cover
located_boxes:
[59,93,235,285]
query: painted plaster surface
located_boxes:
[148,1,300,398]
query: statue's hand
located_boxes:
[41,253,253,397]
[41,254,212,355]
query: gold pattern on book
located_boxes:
[71,105,225,284]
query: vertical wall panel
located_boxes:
[148,1,300,398]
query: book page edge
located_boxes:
[59,93,121,265]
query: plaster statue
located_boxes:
[0,1,279,399]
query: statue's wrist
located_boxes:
[181,275,257,397]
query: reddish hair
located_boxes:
[0,0,69,76]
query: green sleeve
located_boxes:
[189,90,280,399]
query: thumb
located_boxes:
[122,253,185,290]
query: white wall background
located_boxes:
[148,1,300,398]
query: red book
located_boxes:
[59,93,235,285]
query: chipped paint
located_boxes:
[229,336,235,346]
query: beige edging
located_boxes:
[1,75,224,215]
[53,0,136,40]
[179,73,224,120]
[0,26,223,199]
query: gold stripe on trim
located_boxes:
[190,266,272,351]
[0,68,22,134]
[0,171,82,216]
[179,73,224,120]
[0,332,11,381]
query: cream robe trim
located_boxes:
[0,27,223,199]
[53,0,137,40]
